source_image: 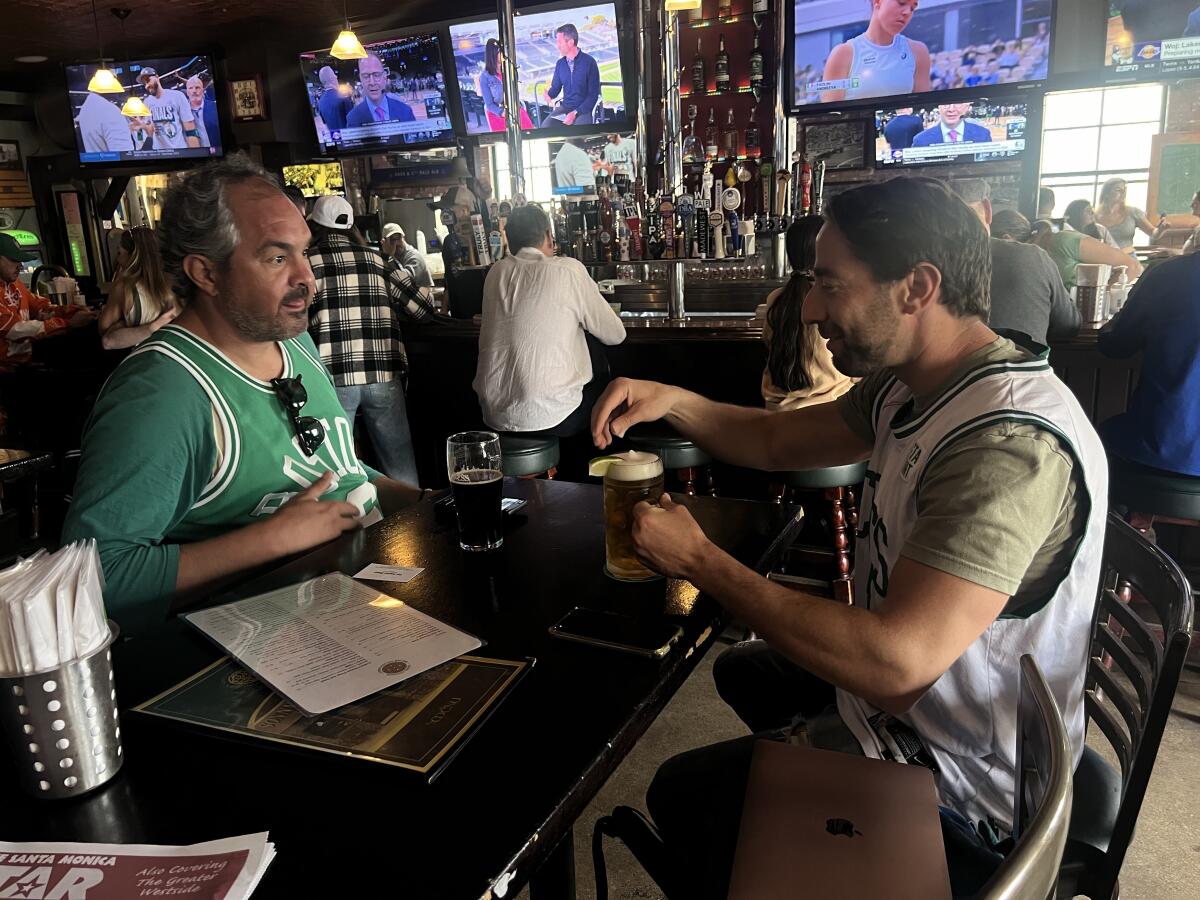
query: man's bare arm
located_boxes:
[591,377,870,471]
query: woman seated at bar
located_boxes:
[474,204,625,437]
[761,216,852,411]
[1036,216,1142,291]
[1062,199,1120,249]
[98,226,179,350]
[1095,177,1160,251]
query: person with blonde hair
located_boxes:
[98,226,179,349]
[1095,177,1158,250]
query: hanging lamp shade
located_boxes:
[331,29,368,60]
[87,66,123,93]
[121,95,150,117]
[664,0,702,10]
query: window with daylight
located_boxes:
[491,140,555,203]
[1039,83,1166,217]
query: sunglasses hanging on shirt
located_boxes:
[271,374,327,457]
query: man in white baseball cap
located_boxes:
[306,196,440,486]
[382,223,433,288]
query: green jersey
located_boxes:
[62,325,381,636]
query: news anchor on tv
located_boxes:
[911,104,991,147]
[346,53,415,126]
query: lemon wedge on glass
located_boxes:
[588,455,623,477]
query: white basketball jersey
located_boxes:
[836,352,1108,827]
[846,33,917,100]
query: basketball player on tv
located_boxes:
[821,0,931,103]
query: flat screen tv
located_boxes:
[1104,1,1200,77]
[66,56,224,164]
[449,2,629,137]
[282,162,345,197]
[875,99,1028,167]
[791,0,1054,112]
[300,31,454,154]
[548,132,637,195]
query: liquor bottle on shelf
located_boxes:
[721,108,739,160]
[719,0,732,17]
[598,177,615,262]
[745,106,760,158]
[692,37,706,95]
[682,104,702,163]
[715,34,731,93]
[704,108,719,161]
[749,31,765,94]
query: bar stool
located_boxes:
[625,422,714,495]
[770,460,868,605]
[498,434,560,479]
[1109,456,1200,533]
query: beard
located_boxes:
[824,286,902,377]
[224,284,310,342]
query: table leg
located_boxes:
[530,826,576,900]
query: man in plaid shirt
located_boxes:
[306,196,440,487]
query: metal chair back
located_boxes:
[976,655,1074,900]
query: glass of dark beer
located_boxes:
[446,431,504,551]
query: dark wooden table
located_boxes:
[0,479,801,899]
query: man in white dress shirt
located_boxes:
[474,204,625,436]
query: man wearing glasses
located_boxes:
[62,155,423,638]
[346,53,415,127]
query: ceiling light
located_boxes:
[331,29,368,60]
[15,56,49,64]
[88,67,124,93]
[664,0,703,9]
[121,96,150,117]
[330,1,367,60]
[86,0,123,93]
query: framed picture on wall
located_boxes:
[229,75,268,122]
[802,121,869,171]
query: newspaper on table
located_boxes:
[0,833,274,899]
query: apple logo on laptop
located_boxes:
[825,818,863,838]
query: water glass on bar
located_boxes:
[446,431,504,552]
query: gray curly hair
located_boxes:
[157,153,283,304]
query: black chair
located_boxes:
[1057,513,1194,898]
[770,460,868,605]
[498,434,560,479]
[976,655,1074,900]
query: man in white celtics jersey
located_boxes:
[591,177,1106,897]
[63,154,422,638]
[137,67,200,150]
[821,0,931,103]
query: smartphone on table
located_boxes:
[549,607,684,659]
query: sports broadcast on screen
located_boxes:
[792,0,1053,110]
[1105,1,1200,77]
[875,100,1028,167]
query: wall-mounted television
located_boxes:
[300,31,454,154]
[548,132,637,195]
[449,2,629,137]
[1104,1,1200,77]
[791,0,1054,113]
[282,162,345,197]
[875,99,1028,167]
[66,56,224,164]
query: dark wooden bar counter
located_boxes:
[402,317,1140,489]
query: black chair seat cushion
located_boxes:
[625,423,712,470]
[781,460,868,490]
[498,434,560,477]
[1109,456,1200,520]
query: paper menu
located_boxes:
[183,574,481,715]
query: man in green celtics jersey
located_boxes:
[590,177,1108,897]
[63,154,422,637]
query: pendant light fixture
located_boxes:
[112,8,151,117]
[86,0,123,93]
[330,0,368,60]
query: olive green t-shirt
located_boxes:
[837,338,1086,612]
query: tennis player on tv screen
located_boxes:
[821,0,931,103]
